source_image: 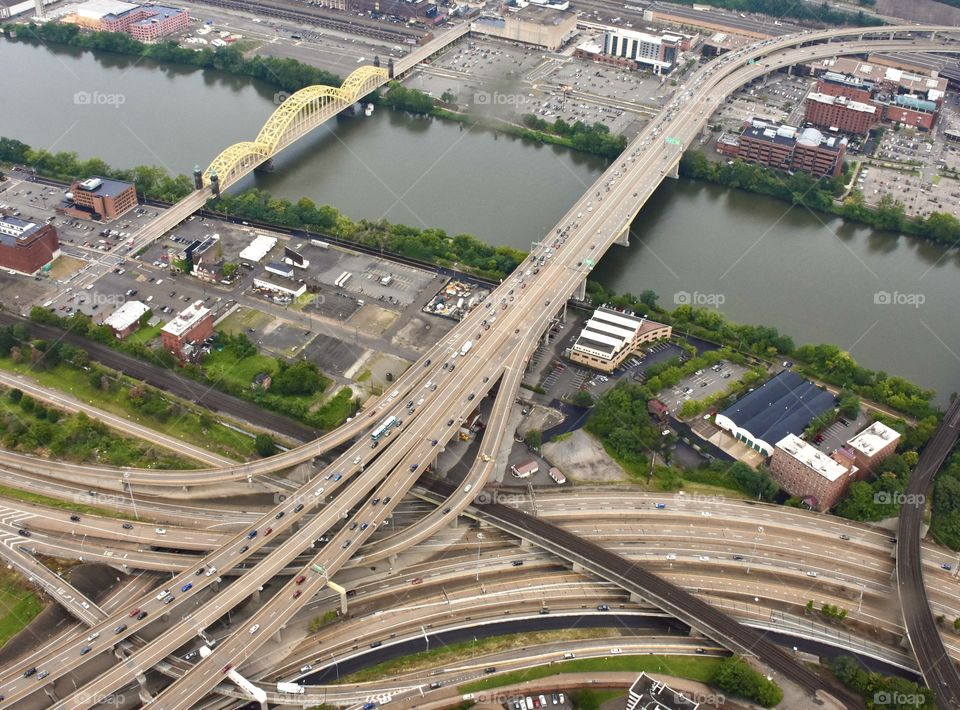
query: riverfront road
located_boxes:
[4,26,958,708]
[897,394,960,710]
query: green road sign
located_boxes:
[665,137,682,146]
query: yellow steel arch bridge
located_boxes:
[203,65,389,189]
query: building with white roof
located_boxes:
[768,433,859,511]
[103,300,149,338]
[569,306,671,372]
[161,300,214,357]
[846,421,900,472]
[239,235,277,264]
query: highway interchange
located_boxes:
[2,19,960,710]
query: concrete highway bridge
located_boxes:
[4,21,960,710]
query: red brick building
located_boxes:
[845,421,900,474]
[0,216,61,275]
[161,300,214,357]
[804,92,878,135]
[65,177,138,221]
[717,119,847,178]
[100,3,189,41]
[804,72,940,133]
[768,434,859,511]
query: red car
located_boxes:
[411,577,423,585]
[128,608,141,617]
[222,664,232,674]
[295,575,306,585]
[293,590,303,599]
[264,527,273,536]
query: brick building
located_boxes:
[161,300,213,357]
[768,434,859,511]
[845,421,900,473]
[717,119,847,178]
[804,92,878,135]
[70,1,188,40]
[569,306,672,372]
[64,177,138,221]
[0,216,61,275]
[103,300,150,339]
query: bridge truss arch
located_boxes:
[203,65,389,188]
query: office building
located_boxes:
[597,27,682,73]
[714,371,835,457]
[161,300,214,356]
[63,177,138,221]
[0,216,60,275]
[104,300,150,339]
[845,421,900,473]
[0,0,56,18]
[716,119,847,178]
[803,92,878,135]
[768,434,859,511]
[569,306,672,373]
[67,1,189,40]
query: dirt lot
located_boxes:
[350,303,397,336]
[542,429,625,483]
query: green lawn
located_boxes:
[126,324,162,345]
[0,567,45,648]
[0,357,255,460]
[460,655,723,694]
[204,349,278,392]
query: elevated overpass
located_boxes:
[5,24,960,710]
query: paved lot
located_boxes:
[664,359,751,414]
[809,409,870,455]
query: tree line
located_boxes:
[668,0,883,27]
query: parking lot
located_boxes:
[501,691,572,709]
[664,359,751,414]
[808,409,870,454]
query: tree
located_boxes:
[222,262,239,278]
[572,390,594,408]
[440,90,456,104]
[7,388,22,404]
[254,434,276,457]
[524,429,542,451]
[711,656,783,708]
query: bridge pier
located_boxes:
[42,685,60,703]
[255,158,275,174]
[573,279,586,302]
[136,672,153,704]
[614,223,630,247]
[666,160,680,180]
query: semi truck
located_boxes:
[277,682,305,694]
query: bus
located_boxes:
[371,415,399,441]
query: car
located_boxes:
[205,566,217,577]
[129,607,141,617]
[156,589,171,601]
[196,567,205,576]
[539,607,550,614]
[353,456,362,465]
[889,537,898,544]
[371,498,380,506]
[363,703,376,710]
[562,652,575,659]
[18,529,30,537]
[447,419,454,426]
[342,540,351,549]
[468,393,475,401]
[597,603,610,611]
[264,528,273,536]
[839,534,851,540]
[137,611,148,620]
[701,511,712,517]
[163,595,175,604]
[181,583,193,592]
[349,522,358,530]
[249,624,260,634]
[695,647,705,654]
[155,528,166,535]
[666,554,677,560]
[114,624,127,634]
[80,646,92,655]
[239,545,249,553]
[369,640,381,648]
[552,692,560,704]
[431,439,438,446]
[222,664,232,674]
[654,503,666,509]
[698,555,710,561]
[732,555,744,561]
[806,571,818,577]
[122,522,134,530]
[410,464,418,471]
[442,507,451,514]
[610,647,622,654]
[383,496,392,504]
[512,560,524,567]
[293,590,303,598]
[293,503,304,512]
[86,631,100,641]
[23,667,37,678]
[70,515,81,522]
[247,529,258,539]
[942,563,953,571]
[296,575,307,585]
[411,577,423,585]
[314,488,325,497]
[484,667,497,674]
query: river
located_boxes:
[2,39,958,402]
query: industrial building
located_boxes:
[104,300,150,339]
[716,119,847,179]
[62,177,138,221]
[161,300,214,357]
[64,0,189,40]
[265,262,295,279]
[626,672,700,710]
[569,306,671,373]
[0,0,57,19]
[0,215,60,275]
[471,6,577,51]
[768,434,859,511]
[714,371,835,457]
[253,273,307,299]
[845,421,900,473]
[239,235,278,264]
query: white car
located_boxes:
[156,589,170,600]
[314,487,325,497]
[666,554,677,560]
[155,528,166,535]
[610,647,622,654]
[249,624,260,634]
[701,511,712,517]
[698,555,710,561]
[205,566,217,577]
[353,456,361,465]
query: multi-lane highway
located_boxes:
[3,21,959,709]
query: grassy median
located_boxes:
[0,567,44,647]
